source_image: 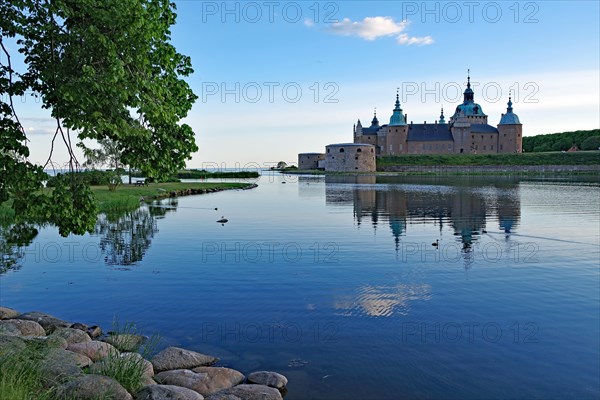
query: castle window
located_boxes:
[357,148,362,153]
[371,148,374,153]
[472,135,475,139]
[327,148,330,153]
[504,134,507,137]
[481,135,484,139]
[339,148,345,153]
[500,145,503,150]
[491,145,494,150]
[483,145,486,150]
[355,156,359,160]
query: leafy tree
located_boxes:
[78,139,126,190]
[580,136,600,151]
[276,161,287,169]
[551,138,571,152]
[0,0,198,236]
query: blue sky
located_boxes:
[11,1,600,168]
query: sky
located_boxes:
[7,0,600,168]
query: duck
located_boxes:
[216,216,228,223]
[432,239,439,247]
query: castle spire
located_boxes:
[507,91,513,112]
[389,90,407,126]
[463,69,474,103]
[370,107,379,127]
[439,106,445,124]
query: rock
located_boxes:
[156,367,244,396]
[44,348,93,368]
[151,347,218,372]
[70,322,88,331]
[50,327,92,345]
[87,325,102,338]
[17,311,70,332]
[24,335,69,349]
[90,352,154,377]
[0,306,19,319]
[39,349,87,386]
[140,375,157,387]
[204,384,283,400]
[56,374,132,400]
[0,335,26,356]
[0,319,46,336]
[0,322,21,336]
[104,333,146,352]
[247,371,288,389]
[67,340,117,361]
[136,384,205,400]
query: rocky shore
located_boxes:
[0,306,287,400]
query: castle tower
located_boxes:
[450,70,488,125]
[497,95,523,153]
[386,90,408,156]
[439,107,446,124]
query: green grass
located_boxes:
[0,340,57,400]
[88,320,159,394]
[92,182,252,214]
[377,151,600,167]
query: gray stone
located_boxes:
[49,327,92,345]
[24,335,69,349]
[70,322,88,331]
[67,340,117,361]
[247,371,288,389]
[56,374,132,400]
[151,347,218,373]
[17,311,71,331]
[44,348,93,368]
[0,306,19,319]
[141,375,157,387]
[87,325,102,338]
[136,384,205,400]
[0,322,21,336]
[39,349,87,386]
[104,333,146,352]
[0,335,26,356]
[90,352,154,377]
[204,384,283,400]
[155,367,244,396]
[0,319,46,336]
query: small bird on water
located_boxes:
[217,216,228,223]
[432,239,439,247]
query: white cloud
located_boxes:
[397,33,434,46]
[304,18,315,28]
[328,16,433,46]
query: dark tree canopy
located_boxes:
[0,0,198,236]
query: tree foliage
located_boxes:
[523,129,600,152]
[0,0,198,236]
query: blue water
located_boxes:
[1,174,599,399]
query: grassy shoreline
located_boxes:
[92,182,253,214]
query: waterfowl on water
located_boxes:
[432,239,439,247]
[217,216,228,223]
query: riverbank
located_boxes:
[0,306,287,400]
[93,182,255,214]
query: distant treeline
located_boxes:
[46,170,117,187]
[523,129,600,152]
[174,170,259,179]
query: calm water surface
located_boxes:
[1,174,599,399]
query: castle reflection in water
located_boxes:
[307,175,521,252]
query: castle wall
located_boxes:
[298,153,325,170]
[406,141,455,154]
[498,124,523,153]
[325,144,376,172]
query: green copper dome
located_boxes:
[499,96,521,125]
[389,93,407,126]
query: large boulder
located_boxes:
[204,384,283,400]
[39,349,88,386]
[56,374,132,400]
[136,384,205,400]
[155,367,244,396]
[0,322,21,336]
[0,319,45,336]
[17,311,70,331]
[50,327,92,345]
[247,371,288,389]
[23,335,69,350]
[104,333,146,352]
[67,340,117,361]
[151,347,218,372]
[0,306,19,319]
